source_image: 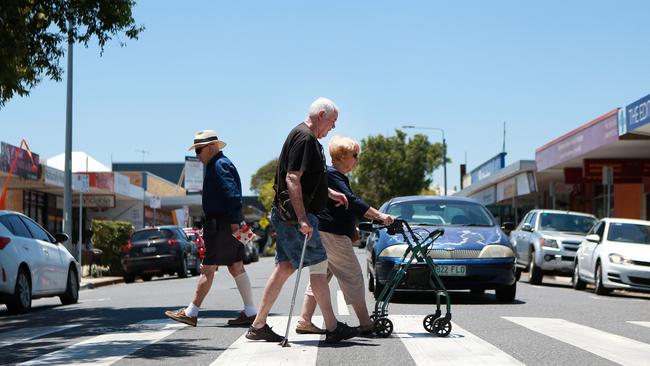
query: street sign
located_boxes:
[72,174,90,193]
[150,195,161,209]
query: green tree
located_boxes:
[0,0,144,107]
[351,129,447,207]
[250,158,278,193]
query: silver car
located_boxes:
[510,209,597,284]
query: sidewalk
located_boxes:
[80,276,123,290]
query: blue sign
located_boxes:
[470,152,506,184]
[626,93,650,132]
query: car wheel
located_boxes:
[572,261,587,290]
[60,267,79,305]
[495,282,516,303]
[528,249,543,285]
[594,262,610,295]
[189,257,201,276]
[515,267,522,281]
[7,268,31,314]
[177,255,189,278]
[373,275,385,299]
[123,273,135,283]
[141,274,153,282]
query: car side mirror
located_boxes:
[54,233,69,243]
[585,234,600,243]
[358,222,374,232]
[522,223,533,232]
[501,222,515,232]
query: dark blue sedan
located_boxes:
[365,196,517,302]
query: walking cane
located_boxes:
[279,233,310,347]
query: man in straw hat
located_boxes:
[164,130,257,327]
[245,97,358,343]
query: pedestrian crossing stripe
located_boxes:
[503,317,650,366]
[0,325,80,350]
[390,315,523,365]
[17,319,186,366]
[4,315,650,366]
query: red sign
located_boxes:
[0,142,40,180]
[583,159,650,184]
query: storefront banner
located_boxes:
[56,194,116,208]
[1,142,40,180]
[470,186,496,206]
[470,152,506,184]
[536,111,619,171]
[184,156,203,192]
[626,93,650,133]
[583,159,650,184]
[114,173,131,196]
[43,165,65,187]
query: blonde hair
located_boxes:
[328,135,359,162]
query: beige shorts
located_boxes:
[305,231,365,306]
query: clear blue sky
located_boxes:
[2,0,650,195]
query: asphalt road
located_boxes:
[2,249,650,366]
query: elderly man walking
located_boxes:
[245,98,358,344]
[164,130,257,327]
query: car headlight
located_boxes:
[479,245,515,258]
[540,237,558,249]
[378,244,408,258]
[609,253,633,265]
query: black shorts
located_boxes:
[202,217,245,266]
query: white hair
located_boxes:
[308,97,339,119]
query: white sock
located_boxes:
[185,302,199,318]
[234,272,257,316]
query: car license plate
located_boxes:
[142,247,156,254]
[435,265,466,276]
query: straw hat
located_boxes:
[187,130,227,151]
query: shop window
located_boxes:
[593,184,614,218]
[23,191,46,227]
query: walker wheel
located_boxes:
[370,313,377,322]
[423,314,438,333]
[433,318,452,337]
[374,317,393,337]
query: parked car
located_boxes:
[364,196,517,303]
[510,209,597,284]
[182,228,206,261]
[573,218,650,295]
[121,226,201,283]
[0,210,79,313]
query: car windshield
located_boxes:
[607,223,650,244]
[385,200,494,226]
[539,213,597,234]
[132,229,173,241]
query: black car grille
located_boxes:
[631,260,650,267]
[629,276,650,286]
[428,249,481,259]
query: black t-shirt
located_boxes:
[275,123,328,214]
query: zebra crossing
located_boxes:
[2,314,650,366]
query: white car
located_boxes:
[0,210,80,313]
[573,218,650,295]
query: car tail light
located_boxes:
[121,241,134,252]
[0,237,10,250]
[168,238,179,246]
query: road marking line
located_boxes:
[390,315,523,365]
[628,321,650,329]
[0,325,80,349]
[503,317,650,366]
[17,319,185,366]
[337,290,350,316]
[210,316,323,366]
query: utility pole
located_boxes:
[63,19,74,252]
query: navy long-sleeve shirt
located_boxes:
[317,165,370,239]
[202,152,244,224]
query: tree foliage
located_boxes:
[250,159,277,193]
[91,219,132,275]
[351,129,447,207]
[0,0,144,107]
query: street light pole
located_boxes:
[402,125,447,196]
[63,20,74,253]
